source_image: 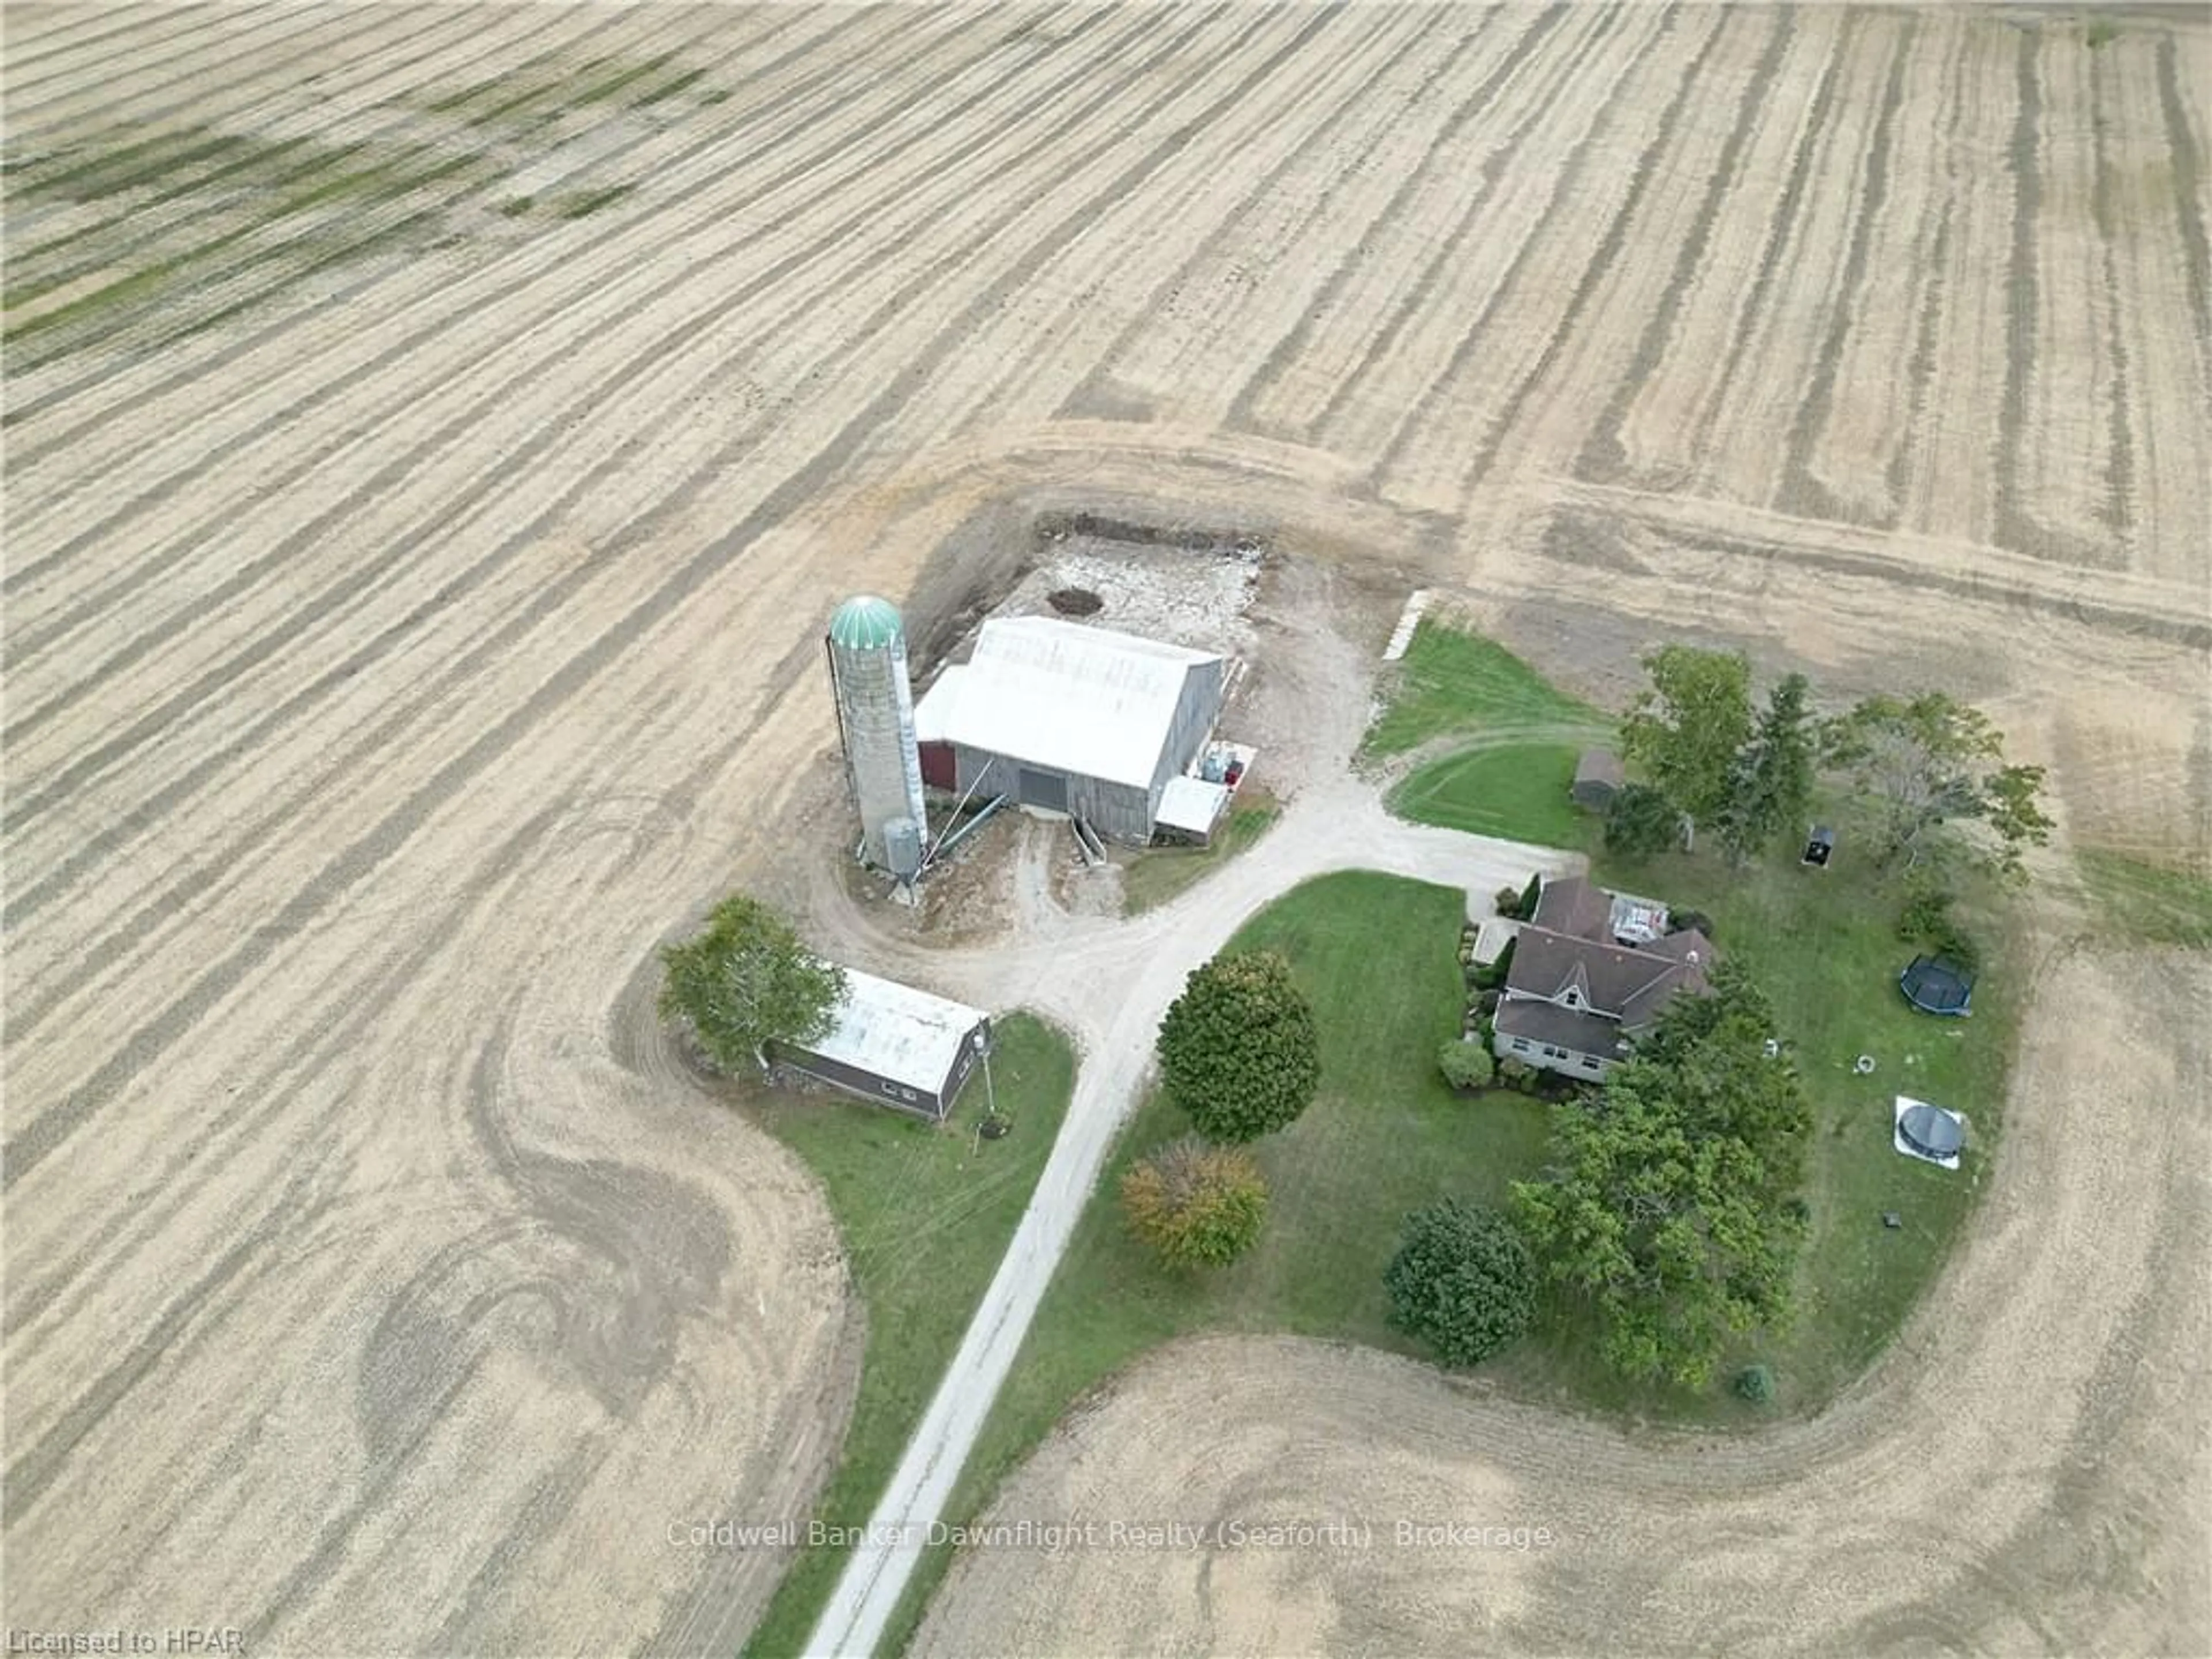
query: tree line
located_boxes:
[1611,645,2051,879]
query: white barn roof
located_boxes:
[1157,775,1230,835]
[806,969,987,1095]
[913,665,965,743]
[911,617,1222,789]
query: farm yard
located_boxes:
[3,6,2206,1658]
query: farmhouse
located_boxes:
[1493,875,1715,1079]
[914,616,1227,845]
[768,969,991,1121]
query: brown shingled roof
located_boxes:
[1495,997,1628,1059]
[1502,892,1716,1044]
[1529,874,1613,942]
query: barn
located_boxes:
[768,969,991,1121]
[912,616,1227,845]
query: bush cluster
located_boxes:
[1471,935,1518,994]
[1896,874,1980,972]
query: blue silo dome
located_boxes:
[828,594,904,650]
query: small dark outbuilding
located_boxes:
[1899,954,1975,1016]
[1802,826,1836,868]
[1571,749,1625,813]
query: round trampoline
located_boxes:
[1898,1102,1964,1161]
[1899,954,1976,1016]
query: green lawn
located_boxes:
[882,874,1554,1654]
[739,1014,1075,1659]
[1363,616,1606,757]
[1387,741,1597,851]
[2076,848,2212,948]
[877,623,2029,1650]
[1120,788,1281,914]
[1370,618,2018,1409]
[1571,836,2017,1410]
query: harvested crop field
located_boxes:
[3,5,2206,1656]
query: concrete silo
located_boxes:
[825,595,928,873]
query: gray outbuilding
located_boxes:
[1571,749,1626,813]
[912,617,1226,846]
[768,969,991,1121]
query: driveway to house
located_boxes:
[802,758,1579,1658]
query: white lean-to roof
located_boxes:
[802,969,987,1096]
[1157,775,1230,835]
[912,617,1222,789]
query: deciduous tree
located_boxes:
[1513,962,1810,1389]
[1385,1199,1537,1366]
[1156,950,1321,1143]
[657,894,846,1074]
[1821,692,2052,876]
[1122,1137,1268,1268]
[1619,645,1753,830]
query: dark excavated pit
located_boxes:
[1046,586,1103,616]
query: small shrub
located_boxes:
[1497,1056,1537,1091]
[1493,884,1522,919]
[1668,908,1716,940]
[1896,873,1954,941]
[1476,988,1500,1016]
[1929,919,1982,974]
[1438,1040,1495,1092]
[1122,1137,1268,1268]
[2084,16,2118,48]
[1385,1199,1537,1366]
[1734,1363,1776,1405]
